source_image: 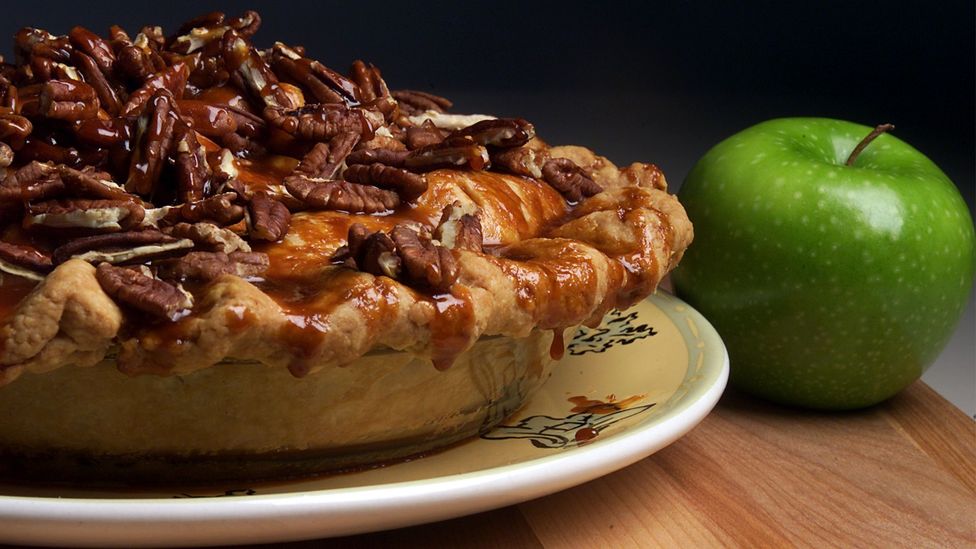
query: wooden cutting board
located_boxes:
[291,381,975,548]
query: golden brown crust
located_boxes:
[0,152,691,385]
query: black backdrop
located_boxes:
[1,1,972,207]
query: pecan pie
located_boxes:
[0,12,692,482]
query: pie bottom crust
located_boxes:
[0,328,563,484]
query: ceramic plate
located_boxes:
[0,291,728,547]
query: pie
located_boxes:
[0,11,693,482]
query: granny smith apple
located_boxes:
[672,118,975,409]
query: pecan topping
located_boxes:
[434,201,483,252]
[39,80,99,121]
[95,262,192,320]
[291,132,360,181]
[155,251,268,282]
[343,163,427,202]
[248,193,291,242]
[541,158,604,202]
[68,26,116,75]
[0,241,53,278]
[349,60,396,119]
[70,117,129,146]
[51,229,189,265]
[392,90,453,115]
[163,222,250,253]
[451,118,535,148]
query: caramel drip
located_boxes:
[427,286,476,371]
[549,328,566,360]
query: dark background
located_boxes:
[1,0,972,207]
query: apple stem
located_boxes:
[846,123,895,166]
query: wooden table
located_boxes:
[283,382,975,548]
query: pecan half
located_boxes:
[39,80,99,121]
[541,158,604,202]
[405,119,447,150]
[155,250,268,282]
[126,89,179,196]
[161,192,245,226]
[451,118,535,148]
[263,103,373,142]
[121,61,189,117]
[392,90,452,115]
[338,223,400,278]
[163,222,250,253]
[343,163,427,202]
[0,142,12,168]
[0,113,32,149]
[434,201,483,252]
[95,262,192,320]
[25,199,145,232]
[491,145,546,179]
[271,43,357,104]
[51,229,189,265]
[283,176,399,214]
[248,192,290,241]
[291,131,360,181]
[70,117,129,146]
[390,224,458,292]
[404,142,490,172]
[58,165,131,200]
[176,99,238,137]
[0,161,62,203]
[71,51,122,116]
[0,241,53,280]
[68,26,116,76]
[173,124,212,202]
[222,30,296,109]
[349,60,396,120]
[345,147,409,168]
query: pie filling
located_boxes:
[0,11,693,385]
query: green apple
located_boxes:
[672,118,975,409]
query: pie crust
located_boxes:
[0,12,692,481]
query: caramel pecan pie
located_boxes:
[0,12,692,481]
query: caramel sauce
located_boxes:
[0,276,37,324]
[263,269,400,376]
[549,328,566,360]
[568,394,645,414]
